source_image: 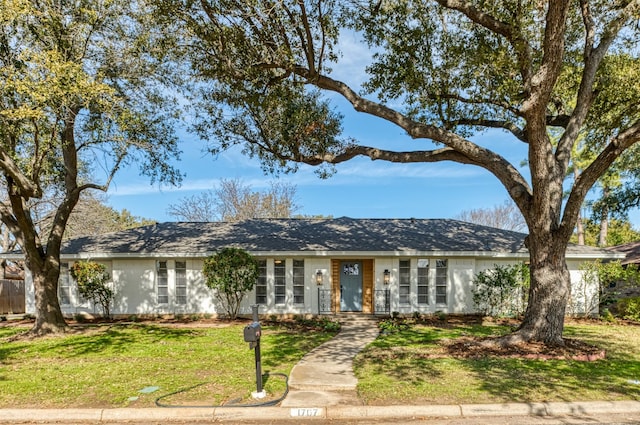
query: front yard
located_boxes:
[1,317,639,408]
[355,318,640,405]
[0,318,337,408]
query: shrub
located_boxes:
[618,297,640,322]
[378,317,409,333]
[70,261,113,318]
[578,260,640,316]
[319,317,341,332]
[202,247,259,320]
[472,263,529,317]
[600,308,616,323]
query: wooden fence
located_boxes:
[0,279,25,314]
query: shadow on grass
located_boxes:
[0,324,202,364]
[55,324,203,357]
[461,357,640,401]
[261,327,338,369]
[357,322,640,403]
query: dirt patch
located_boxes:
[444,336,606,361]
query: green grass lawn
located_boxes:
[0,321,336,408]
[354,320,640,405]
[3,319,639,408]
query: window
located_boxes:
[293,260,304,304]
[399,260,410,305]
[435,259,448,304]
[157,261,168,304]
[58,262,71,305]
[417,259,429,305]
[256,260,267,304]
[175,261,187,305]
[274,259,286,305]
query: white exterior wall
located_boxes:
[567,259,599,316]
[22,255,600,317]
[382,257,482,315]
[237,257,331,316]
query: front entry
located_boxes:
[340,261,363,312]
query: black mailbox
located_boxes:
[243,322,262,343]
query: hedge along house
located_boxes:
[12,217,623,318]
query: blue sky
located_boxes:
[105,32,640,228]
[105,109,532,223]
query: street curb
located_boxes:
[1,401,639,423]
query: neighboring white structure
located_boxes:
[16,218,622,317]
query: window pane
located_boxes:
[256,260,267,304]
[58,263,71,305]
[274,259,286,305]
[157,261,168,304]
[399,260,410,305]
[293,260,304,304]
[417,259,429,305]
[435,259,447,304]
[175,261,187,305]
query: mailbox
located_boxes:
[244,322,262,343]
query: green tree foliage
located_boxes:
[472,263,529,317]
[0,0,182,334]
[578,260,640,316]
[617,297,640,322]
[571,218,640,247]
[202,248,259,320]
[69,261,113,318]
[154,0,640,345]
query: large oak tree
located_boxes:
[156,0,640,345]
[1,0,182,335]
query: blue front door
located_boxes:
[340,261,363,312]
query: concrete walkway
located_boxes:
[281,314,380,407]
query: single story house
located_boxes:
[13,217,623,318]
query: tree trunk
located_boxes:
[511,237,570,346]
[598,207,609,247]
[29,261,67,335]
[576,213,585,245]
[573,168,585,245]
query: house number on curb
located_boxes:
[290,408,323,417]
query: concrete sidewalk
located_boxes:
[1,400,640,423]
[1,316,640,423]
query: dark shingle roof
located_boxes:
[608,241,640,265]
[58,217,616,258]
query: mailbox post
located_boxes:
[243,304,265,399]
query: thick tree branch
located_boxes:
[521,0,570,118]
[290,67,532,209]
[556,0,640,168]
[0,202,23,251]
[450,118,526,143]
[0,148,42,199]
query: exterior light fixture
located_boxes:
[316,270,323,285]
[383,269,390,285]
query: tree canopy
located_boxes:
[153,0,640,345]
[1,0,182,334]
